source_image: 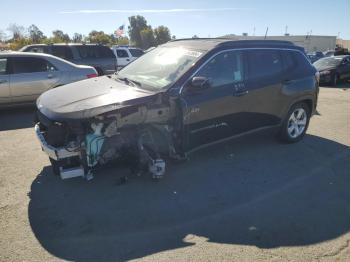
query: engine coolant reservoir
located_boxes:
[85,123,105,167]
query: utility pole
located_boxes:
[253,26,256,36]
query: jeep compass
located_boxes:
[34,39,319,180]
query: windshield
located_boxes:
[116,46,203,91]
[314,57,342,68]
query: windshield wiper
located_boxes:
[116,77,142,88]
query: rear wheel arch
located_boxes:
[283,98,313,121]
[299,99,313,114]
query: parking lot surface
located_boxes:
[1,83,350,262]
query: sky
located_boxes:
[1,0,350,39]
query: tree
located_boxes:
[28,24,45,43]
[192,35,199,39]
[7,23,26,40]
[171,35,176,40]
[87,30,111,45]
[140,27,156,50]
[128,15,149,48]
[72,33,83,43]
[9,37,32,50]
[115,36,129,46]
[0,30,7,42]
[52,30,70,43]
[154,26,171,45]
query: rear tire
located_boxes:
[330,74,339,87]
[278,102,310,143]
[94,67,104,76]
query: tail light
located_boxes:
[87,73,98,78]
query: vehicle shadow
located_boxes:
[0,105,36,131]
[28,133,350,261]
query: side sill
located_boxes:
[185,124,280,156]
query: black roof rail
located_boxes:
[169,37,232,42]
[218,39,295,46]
[170,37,294,45]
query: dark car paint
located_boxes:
[37,39,318,153]
[21,44,117,75]
[174,46,317,150]
[315,56,350,84]
[37,76,158,120]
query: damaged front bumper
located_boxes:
[35,123,86,179]
[35,123,80,161]
[35,121,168,181]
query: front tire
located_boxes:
[278,103,310,143]
[49,158,60,176]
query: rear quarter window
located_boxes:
[246,49,283,79]
[282,50,315,77]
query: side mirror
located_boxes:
[191,76,211,89]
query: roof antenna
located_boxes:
[264,27,269,39]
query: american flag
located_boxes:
[115,25,124,37]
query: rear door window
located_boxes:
[10,57,53,74]
[247,49,283,79]
[51,46,73,60]
[0,58,8,74]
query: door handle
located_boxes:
[0,79,7,84]
[126,59,130,61]
[234,90,249,97]
[47,74,54,79]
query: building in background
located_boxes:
[221,34,337,53]
[337,38,350,50]
[0,42,10,51]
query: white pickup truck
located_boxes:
[111,45,144,69]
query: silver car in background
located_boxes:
[0,52,98,107]
[20,43,117,75]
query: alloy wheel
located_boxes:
[287,108,307,138]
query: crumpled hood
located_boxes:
[37,76,158,120]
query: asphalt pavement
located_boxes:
[1,82,350,262]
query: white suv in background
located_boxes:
[111,46,144,69]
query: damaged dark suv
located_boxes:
[35,39,319,180]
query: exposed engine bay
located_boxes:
[35,94,184,181]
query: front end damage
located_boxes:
[35,94,182,180]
